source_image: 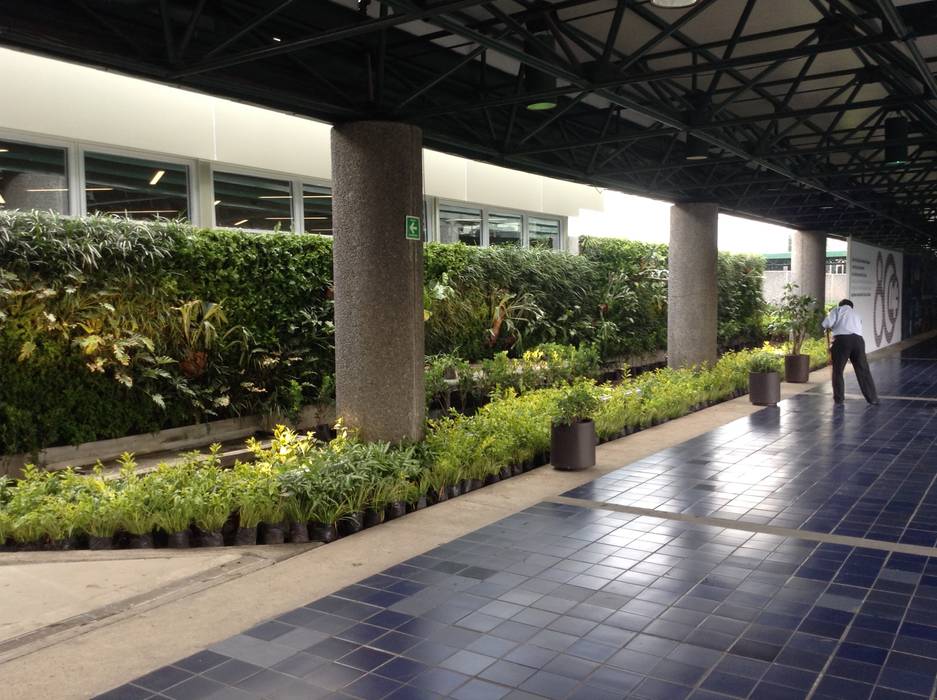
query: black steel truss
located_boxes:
[2,0,937,252]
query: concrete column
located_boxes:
[331,122,425,442]
[791,230,826,307]
[668,202,718,368]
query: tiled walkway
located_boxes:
[97,343,937,700]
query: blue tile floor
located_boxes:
[809,356,937,398]
[564,394,937,546]
[97,341,937,700]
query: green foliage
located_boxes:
[748,351,782,373]
[554,380,601,425]
[770,283,822,355]
[717,253,766,348]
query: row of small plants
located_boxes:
[425,343,603,410]
[0,340,827,551]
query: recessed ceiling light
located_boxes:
[258,195,292,199]
[87,187,113,192]
[233,219,249,226]
[0,148,8,153]
[26,188,68,192]
[272,36,282,42]
[149,169,166,186]
[213,200,221,206]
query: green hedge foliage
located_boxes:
[1,212,767,454]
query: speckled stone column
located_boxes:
[668,202,718,368]
[331,122,425,442]
[792,230,827,307]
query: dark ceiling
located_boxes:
[3,0,937,252]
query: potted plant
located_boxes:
[551,380,600,471]
[774,283,819,383]
[748,352,781,406]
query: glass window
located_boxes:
[0,140,69,213]
[488,212,522,247]
[302,183,332,235]
[529,216,561,250]
[85,152,188,220]
[439,204,481,245]
[213,171,291,231]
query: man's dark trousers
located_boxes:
[831,333,879,404]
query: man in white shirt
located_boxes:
[821,299,879,405]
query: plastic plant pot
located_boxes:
[499,466,512,480]
[235,526,257,546]
[433,487,448,504]
[385,501,407,520]
[89,535,114,551]
[309,523,338,543]
[749,371,781,406]
[461,479,473,493]
[512,463,524,477]
[446,483,462,499]
[339,512,364,536]
[470,478,483,491]
[200,531,224,547]
[260,522,285,545]
[364,508,385,529]
[168,531,191,548]
[128,533,154,549]
[484,474,500,486]
[289,522,310,544]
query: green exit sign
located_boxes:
[405,215,421,241]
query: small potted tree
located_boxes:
[775,283,819,383]
[551,380,600,471]
[748,352,781,406]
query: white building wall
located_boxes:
[0,48,601,219]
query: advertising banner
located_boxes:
[847,239,903,350]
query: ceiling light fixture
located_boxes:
[885,116,908,165]
[213,200,221,206]
[524,29,558,111]
[258,195,292,199]
[149,169,166,186]
[0,148,8,153]
[26,188,68,192]
[233,218,248,226]
[87,187,113,192]
[684,92,711,161]
[0,194,5,205]
[272,36,282,42]
[650,0,700,8]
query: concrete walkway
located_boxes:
[0,335,930,699]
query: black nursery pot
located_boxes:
[339,512,365,536]
[88,535,114,551]
[364,508,385,528]
[446,483,462,499]
[461,479,473,493]
[200,531,224,547]
[129,532,154,549]
[289,522,310,544]
[512,463,524,477]
[433,487,448,503]
[484,474,500,486]
[470,478,483,491]
[386,501,407,520]
[499,466,512,480]
[309,522,338,543]
[168,531,191,548]
[260,522,285,545]
[235,526,257,546]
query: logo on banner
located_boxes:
[873,252,900,346]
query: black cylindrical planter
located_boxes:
[235,526,257,546]
[470,479,483,491]
[500,466,512,480]
[550,420,597,471]
[200,531,224,547]
[89,535,113,551]
[364,508,385,528]
[289,522,310,543]
[339,512,365,536]
[784,354,810,383]
[461,479,473,493]
[446,484,462,499]
[484,474,500,486]
[168,531,191,548]
[386,501,407,520]
[309,523,338,543]
[434,487,448,503]
[512,463,524,477]
[260,523,285,545]
[749,371,781,406]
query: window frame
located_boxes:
[0,128,76,215]
[437,198,567,250]
[209,162,298,233]
[78,144,197,223]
